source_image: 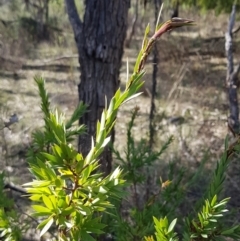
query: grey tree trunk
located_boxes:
[125,0,139,48]
[65,0,130,174]
[225,4,240,134]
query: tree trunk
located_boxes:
[65,0,130,174]
[225,4,240,134]
[125,0,139,48]
[149,0,161,148]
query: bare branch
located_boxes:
[65,0,82,39]
[233,25,240,34]
[0,113,18,130]
[4,182,27,194]
[43,54,78,64]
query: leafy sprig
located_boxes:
[24,18,195,240]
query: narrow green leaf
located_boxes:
[29,194,42,201]
[211,195,217,207]
[57,199,67,209]
[99,186,108,194]
[52,144,63,159]
[76,160,84,173]
[96,130,106,148]
[209,219,217,222]
[167,218,177,233]
[221,225,240,235]
[0,229,9,237]
[213,200,229,209]
[42,195,53,210]
[109,167,121,180]
[122,92,143,104]
[78,205,91,216]
[134,50,143,73]
[114,88,121,100]
[192,220,199,230]
[100,136,111,149]
[100,110,106,133]
[23,180,52,188]
[32,205,52,214]
[39,217,54,237]
[81,231,96,241]
[224,136,229,150]
[55,178,62,188]
[212,214,223,217]
[107,97,115,119]
[198,213,203,226]
[96,120,101,137]
[201,233,208,238]
[85,146,95,164]
[221,209,229,212]
[115,91,129,109]
[41,152,58,163]
[142,23,150,50]
[61,206,75,215]
[25,186,52,195]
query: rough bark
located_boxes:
[65,0,130,174]
[225,4,240,133]
[149,0,161,149]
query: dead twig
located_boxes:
[43,54,78,64]
[4,182,28,195]
[0,113,18,130]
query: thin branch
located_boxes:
[43,54,78,63]
[0,113,18,130]
[64,0,82,39]
[4,182,28,194]
[15,202,59,240]
[149,0,162,148]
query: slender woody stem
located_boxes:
[137,18,194,73]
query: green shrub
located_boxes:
[2,17,240,241]
[0,173,23,241]
[20,18,195,240]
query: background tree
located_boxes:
[226,4,240,133]
[22,0,51,40]
[179,0,240,133]
[65,0,130,174]
[179,0,239,14]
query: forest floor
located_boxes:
[1,6,240,240]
